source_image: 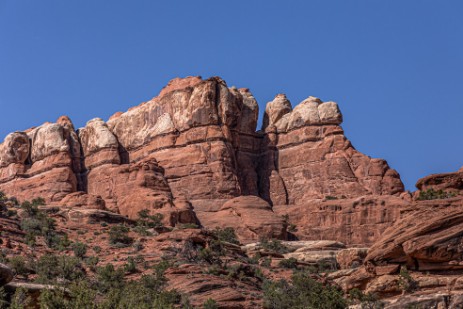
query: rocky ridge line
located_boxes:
[0,76,405,245]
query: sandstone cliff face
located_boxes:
[260,94,404,244]
[0,122,78,203]
[260,94,403,204]
[331,169,463,306]
[0,76,406,245]
[365,172,463,272]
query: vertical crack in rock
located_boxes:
[75,128,88,193]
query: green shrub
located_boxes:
[203,298,219,309]
[0,287,8,309]
[260,239,290,254]
[108,225,133,247]
[287,223,298,233]
[24,232,36,246]
[54,233,72,251]
[212,227,239,245]
[225,264,248,281]
[279,257,298,269]
[263,273,347,309]
[124,257,137,274]
[18,199,67,250]
[20,217,48,236]
[85,256,99,272]
[132,225,152,236]
[417,188,456,200]
[0,250,7,264]
[68,280,98,309]
[261,257,272,268]
[348,288,384,308]
[199,247,221,265]
[137,209,164,229]
[20,200,39,217]
[93,246,102,254]
[180,240,200,262]
[8,256,31,279]
[245,253,261,265]
[9,287,32,309]
[206,265,223,276]
[71,242,88,259]
[96,264,125,292]
[39,280,98,309]
[38,287,68,309]
[151,260,171,288]
[34,254,85,284]
[99,280,180,308]
[36,274,182,309]
[398,266,418,293]
[31,197,46,207]
[178,223,199,229]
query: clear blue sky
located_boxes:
[1,1,462,190]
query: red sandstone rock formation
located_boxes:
[415,168,463,193]
[0,122,78,203]
[330,169,463,306]
[0,76,407,244]
[366,197,463,272]
[262,93,405,244]
[199,196,287,243]
[359,169,463,273]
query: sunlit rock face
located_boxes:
[0,76,406,244]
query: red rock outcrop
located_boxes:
[105,77,258,212]
[260,94,403,201]
[361,170,463,272]
[274,195,408,245]
[0,122,79,203]
[0,76,407,244]
[199,196,287,243]
[366,197,463,272]
[0,263,13,286]
[331,169,463,305]
[259,94,405,245]
[415,169,463,193]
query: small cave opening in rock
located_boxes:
[118,144,130,164]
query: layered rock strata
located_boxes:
[0,76,406,244]
[329,168,463,306]
[0,119,79,203]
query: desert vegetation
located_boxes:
[0,194,365,308]
[416,188,457,200]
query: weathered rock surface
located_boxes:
[331,169,463,306]
[0,121,79,204]
[57,192,106,210]
[274,195,408,246]
[0,76,407,244]
[336,247,368,269]
[260,94,403,204]
[242,240,346,268]
[166,264,258,308]
[0,263,13,286]
[366,197,463,272]
[384,293,463,309]
[199,196,286,243]
[416,169,463,193]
